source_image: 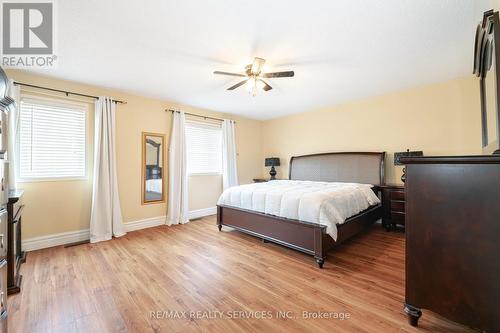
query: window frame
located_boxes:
[16,94,90,183]
[185,119,223,176]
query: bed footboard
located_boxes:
[217,204,382,268]
[217,205,328,266]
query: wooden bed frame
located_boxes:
[217,152,386,268]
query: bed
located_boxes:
[216,152,385,268]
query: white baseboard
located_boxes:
[22,208,216,252]
[124,216,166,232]
[22,229,90,252]
[22,216,166,252]
[188,206,217,220]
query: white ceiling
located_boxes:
[29,0,490,120]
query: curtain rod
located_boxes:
[14,82,127,104]
[166,109,235,123]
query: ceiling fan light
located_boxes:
[246,77,257,92]
[251,57,265,75]
[215,57,291,94]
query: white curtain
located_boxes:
[6,79,20,190]
[90,97,126,243]
[222,119,238,190]
[166,111,189,225]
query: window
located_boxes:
[18,97,87,181]
[185,120,222,175]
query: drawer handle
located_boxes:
[1,177,3,191]
[0,234,3,249]
[0,291,4,309]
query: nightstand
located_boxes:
[380,184,405,231]
[253,178,283,183]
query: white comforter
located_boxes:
[217,180,380,240]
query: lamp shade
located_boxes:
[265,157,280,167]
[394,150,423,165]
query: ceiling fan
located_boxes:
[214,57,294,96]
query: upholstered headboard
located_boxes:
[289,152,385,186]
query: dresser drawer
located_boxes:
[0,110,7,154]
[390,190,405,200]
[0,162,7,206]
[0,210,5,260]
[0,310,6,333]
[391,211,405,222]
[382,185,405,230]
[390,200,405,213]
[0,260,6,314]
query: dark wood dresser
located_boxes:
[7,190,24,295]
[402,155,500,332]
[380,184,405,230]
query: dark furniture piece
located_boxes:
[402,155,500,332]
[252,178,284,183]
[380,184,405,231]
[145,165,162,180]
[0,65,11,331]
[7,190,24,295]
[218,152,385,268]
[264,157,280,180]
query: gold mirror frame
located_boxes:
[142,132,166,205]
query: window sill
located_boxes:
[188,173,222,177]
[17,176,89,183]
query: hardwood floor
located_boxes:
[8,216,477,333]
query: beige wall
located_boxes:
[494,0,500,11]
[6,70,263,239]
[188,175,222,211]
[7,69,484,240]
[261,76,482,183]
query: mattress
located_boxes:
[217,180,380,240]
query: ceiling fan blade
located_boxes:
[262,71,295,78]
[259,79,272,91]
[214,71,246,77]
[251,57,266,75]
[227,79,248,90]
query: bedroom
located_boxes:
[0,0,498,332]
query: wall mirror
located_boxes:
[142,132,165,204]
[474,10,500,154]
